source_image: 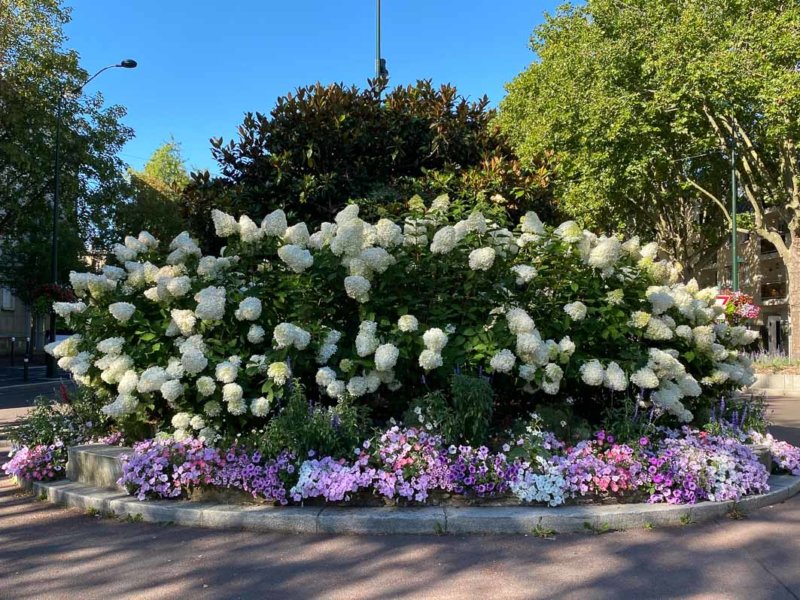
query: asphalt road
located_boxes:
[0,386,798,599]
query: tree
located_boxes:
[500,0,800,355]
[115,140,189,242]
[184,79,551,249]
[0,0,132,297]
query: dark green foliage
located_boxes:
[404,374,494,445]
[0,0,132,299]
[255,382,370,460]
[183,79,552,250]
[115,141,190,242]
[9,388,109,448]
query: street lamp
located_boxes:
[375,0,388,80]
[46,59,137,377]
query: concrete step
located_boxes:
[67,445,130,490]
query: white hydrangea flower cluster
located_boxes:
[58,205,758,438]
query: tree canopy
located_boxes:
[115,140,190,243]
[183,79,552,249]
[500,0,798,278]
[0,0,132,301]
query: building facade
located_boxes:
[697,223,791,354]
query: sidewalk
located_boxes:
[0,391,799,599]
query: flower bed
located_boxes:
[104,425,792,508]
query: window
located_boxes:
[0,288,14,311]
[760,239,779,255]
[761,282,787,300]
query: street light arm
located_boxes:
[69,63,121,96]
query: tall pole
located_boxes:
[731,127,739,292]
[375,0,381,80]
[45,94,64,377]
[46,60,136,377]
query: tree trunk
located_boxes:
[788,235,800,358]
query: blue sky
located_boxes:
[64,1,560,173]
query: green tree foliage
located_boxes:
[184,79,551,249]
[0,0,132,299]
[500,0,800,354]
[116,140,190,242]
[501,0,797,273]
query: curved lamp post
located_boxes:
[46,60,137,377]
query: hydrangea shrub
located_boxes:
[49,198,758,441]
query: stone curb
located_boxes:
[27,474,800,535]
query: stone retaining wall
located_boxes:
[22,444,799,535]
[749,373,800,397]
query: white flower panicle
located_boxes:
[234,297,262,321]
[374,343,400,371]
[109,302,136,322]
[468,247,496,271]
[278,244,314,273]
[563,301,587,321]
[490,349,517,373]
[422,328,448,352]
[398,314,419,332]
